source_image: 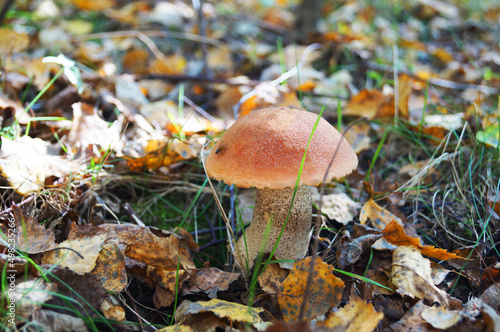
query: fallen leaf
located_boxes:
[421,305,461,329]
[158,325,194,332]
[92,241,128,292]
[182,267,240,296]
[175,299,264,330]
[359,199,402,250]
[320,295,384,331]
[149,267,189,308]
[258,263,289,294]
[31,309,89,332]
[150,54,187,75]
[13,280,56,322]
[64,102,124,155]
[0,205,57,254]
[344,74,411,119]
[100,295,126,322]
[312,188,361,224]
[238,83,301,117]
[390,246,450,306]
[42,233,107,275]
[0,136,77,194]
[388,301,438,331]
[47,267,108,314]
[278,257,344,322]
[336,233,384,268]
[122,48,150,74]
[383,220,462,260]
[0,28,29,55]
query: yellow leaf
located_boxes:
[278,257,344,322]
[359,199,402,228]
[175,299,264,329]
[320,295,384,331]
[0,28,29,55]
[42,233,107,275]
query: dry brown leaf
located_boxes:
[48,267,108,314]
[344,88,386,119]
[359,199,402,228]
[124,229,194,271]
[182,267,240,296]
[149,267,189,308]
[258,263,289,294]
[383,220,462,260]
[389,301,440,331]
[336,233,384,268]
[344,74,411,119]
[278,257,344,322]
[158,325,194,332]
[125,138,200,171]
[42,233,107,275]
[150,54,187,75]
[92,241,127,292]
[391,246,450,306]
[1,205,57,254]
[0,28,29,55]
[122,48,150,74]
[320,295,384,331]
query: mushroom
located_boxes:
[205,107,358,271]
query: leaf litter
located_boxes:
[0,0,500,331]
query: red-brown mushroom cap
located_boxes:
[206,107,358,189]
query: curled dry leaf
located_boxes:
[319,295,384,331]
[278,257,344,322]
[336,233,384,268]
[182,267,240,296]
[390,246,450,306]
[383,220,463,260]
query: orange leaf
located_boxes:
[382,221,463,261]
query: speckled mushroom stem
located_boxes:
[236,185,312,270]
